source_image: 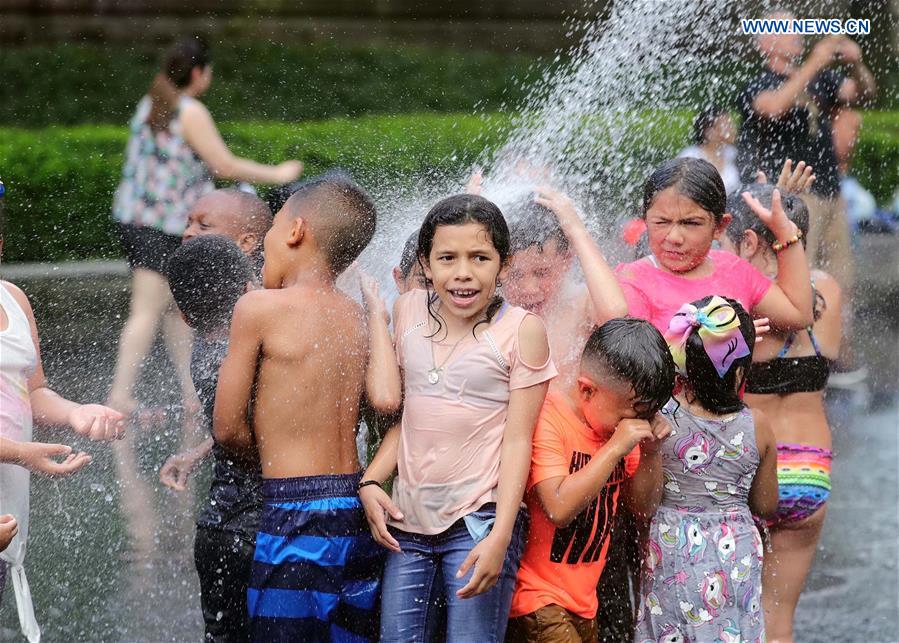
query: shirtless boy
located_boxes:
[213,176,399,642]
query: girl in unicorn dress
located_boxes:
[634,296,779,643]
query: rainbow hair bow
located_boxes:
[664,296,751,378]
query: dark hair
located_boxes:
[581,318,675,419]
[166,235,252,334]
[147,37,211,132]
[680,296,756,414]
[266,168,354,215]
[725,183,809,248]
[692,106,728,145]
[284,175,377,274]
[417,194,510,338]
[643,157,726,223]
[507,198,570,255]
[398,232,419,279]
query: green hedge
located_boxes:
[0,43,542,127]
[1,111,896,264]
[0,113,512,263]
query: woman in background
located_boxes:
[108,36,302,555]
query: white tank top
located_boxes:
[0,281,41,642]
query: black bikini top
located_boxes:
[746,281,831,395]
[745,329,831,394]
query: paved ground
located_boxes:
[1,248,897,641]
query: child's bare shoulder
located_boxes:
[231,288,285,323]
[1,280,33,313]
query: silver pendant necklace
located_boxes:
[428,332,466,385]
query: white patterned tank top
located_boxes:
[112,95,214,235]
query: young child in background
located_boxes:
[1,215,123,641]
[392,231,428,295]
[502,187,627,387]
[359,194,556,642]
[633,296,778,642]
[182,188,273,276]
[506,317,675,643]
[158,235,258,641]
[159,187,273,488]
[213,176,400,642]
[722,184,841,643]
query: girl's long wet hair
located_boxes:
[147,37,211,132]
[680,296,756,415]
[643,157,726,223]
[417,194,510,339]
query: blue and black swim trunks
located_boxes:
[248,472,384,642]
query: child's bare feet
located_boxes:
[0,514,18,552]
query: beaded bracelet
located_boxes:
[772,229,803,252]
[357,479,382,492]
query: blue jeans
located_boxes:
[379,505,528,643]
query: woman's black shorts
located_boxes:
[117,222,182,275]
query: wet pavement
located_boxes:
[1,235,898,641]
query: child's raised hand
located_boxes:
[160,451,200,491]
[359,272,389,324]
[741,189,797,241]
[649,414,672,441]
[18,442,91,477]
[775,159,816,194]
[534,185,582,232]
[455,532,506,599]
[359,484,403,553]
[0,515,18,552]
[465,169,484,195]
[640,414,672,456]
[608,418,655,458]
[68,403,125,441]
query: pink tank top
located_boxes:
[615,250,772,332]
[391,289,557,534]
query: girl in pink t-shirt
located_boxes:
[615,157,814,333]
[359,194,557,642]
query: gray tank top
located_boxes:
[657,400,760,515]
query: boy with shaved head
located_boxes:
[214,176,400,642]
[182,188,273,275]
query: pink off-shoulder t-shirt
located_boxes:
[615,250,772,332]
[391,289,558,535]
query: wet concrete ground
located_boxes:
[1,235,898,642]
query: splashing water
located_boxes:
[355,0,756,281]
[6,0,897,640]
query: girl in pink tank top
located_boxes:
[359,195,557,642]
[615,157,814,334]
